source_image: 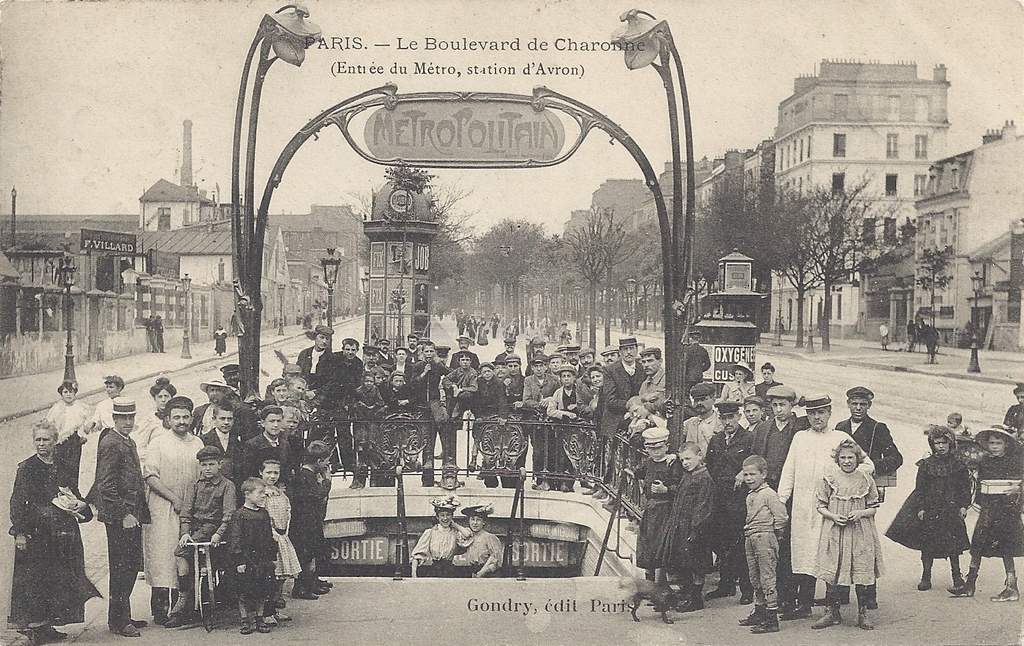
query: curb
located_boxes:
[760,346,1017,386]
[0,318,360,425]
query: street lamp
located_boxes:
[574,284,583,344]
[613,9,697,427]
[625,277,637,335]
[180,273,192,359]
[277,282,286,336]
[55,251,77,382]
[231,4,320,398]
[968,270,983,373]
[361,268,370,345]
[321,247,341,328]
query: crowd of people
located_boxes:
[7,319,1024,642]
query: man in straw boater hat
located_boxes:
[93,397,152,637]
[776,393,874,621]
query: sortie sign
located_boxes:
[363,100,565,163]
[80,228,138,255]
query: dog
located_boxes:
[618,576,677,624]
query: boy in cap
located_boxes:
[704,400,755,604]
[838,386,903,498]
[544,365,593,492]
[442,352,479,420]
[297,325,334,391]
[494,337,518,366]
[165,445,236,627]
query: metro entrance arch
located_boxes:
[231,6,699,435]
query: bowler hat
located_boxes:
[618,337,638,349]
[435,345,451,357]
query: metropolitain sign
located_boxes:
[362,99,566,164]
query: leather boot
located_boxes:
[704,583,736,601]
[990,573,1020,602]
[779,603,812,620]
[811,604,841,629]
[750,608,780,634]
[857,605,874,630]
[949,568,978,597]
[738,605,765,626]
[151,590,169,626]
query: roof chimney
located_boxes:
[933,64,947,82]
[1003,119,1017,141]
[181,119,193,187]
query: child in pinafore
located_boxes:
[228,477,278,635]
[812,438,884,631]
[259,460,301,627]
[635,426,683,585]
[655,441,714,613]
[949,426,1023,601]
[886,425,971,591]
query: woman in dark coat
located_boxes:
[886,425,971,591]
[9,421,100,643]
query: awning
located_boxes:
[0,250,21,282]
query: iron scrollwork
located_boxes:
[369,410,431,471]
[474,416,528,471]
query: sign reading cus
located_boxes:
[703,344,756,384]
[363,100,565,164]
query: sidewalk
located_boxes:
[572,322,1024,386]
[0,319,357,423]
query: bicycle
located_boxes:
[187,540,219,633]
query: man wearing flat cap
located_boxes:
[93,397,151,637]
[142,395,203,625]
[297,325,335,391]
[704,401,755,603]
[837,386,903,492]
[777,393,874,620]
[449,334,481,371]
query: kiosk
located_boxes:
[695,250,767,385]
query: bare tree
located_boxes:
[560,207,630,349]
[916,245,955,330]
[805,179,900,350]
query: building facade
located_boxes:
[770,59,951,338]
[914,121,1024,348]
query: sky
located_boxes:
[0,0,1021,237]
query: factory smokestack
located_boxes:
[181,119,193,187]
